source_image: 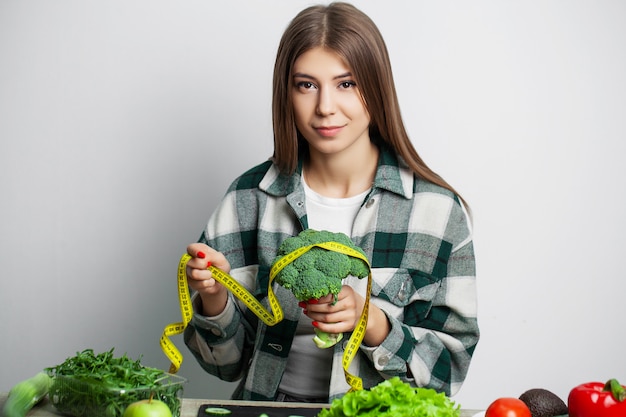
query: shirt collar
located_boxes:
[259,145,414,200]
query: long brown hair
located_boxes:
[272,2,467,207]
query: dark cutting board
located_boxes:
[199,403,324,417]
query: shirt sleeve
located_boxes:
[184,293,250,382]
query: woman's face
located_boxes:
[291,47,371,159]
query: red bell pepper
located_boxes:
[568,378,626,417]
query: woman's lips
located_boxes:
[315,125,344,137]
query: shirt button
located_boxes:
[366,198,376,208]
[210,328,222,336]
[377,356,389,366]
[398,281,408,301]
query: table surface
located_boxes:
[1,392,481,417]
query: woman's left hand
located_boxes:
[303,285,390,346]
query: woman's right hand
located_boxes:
[186,243,230,316]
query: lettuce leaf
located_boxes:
[318,377,460,417]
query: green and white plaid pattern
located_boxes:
[184,145,479,401]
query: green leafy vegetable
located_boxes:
[45,348,184,417]
[317,377,460,417]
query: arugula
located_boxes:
[318,377,460,417]
[45,348,183,417]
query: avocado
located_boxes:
[519,388,569,417]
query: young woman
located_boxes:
[183,2,478,402]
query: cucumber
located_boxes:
[2,372,52,417]
[204,407,232,415]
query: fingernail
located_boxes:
[312,321,319,328]
[303,309,308,315]
[206,261,212,268]
[308,298,319,304]
[298,301,307,308]
[197,251,206,259]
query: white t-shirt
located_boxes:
[277,177,369,399]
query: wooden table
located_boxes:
[1,392,481,416]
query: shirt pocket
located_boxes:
[371,268,441,324]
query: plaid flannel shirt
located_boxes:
[184,146,479,401]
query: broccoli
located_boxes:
[272,229,370,348]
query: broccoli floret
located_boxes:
[315,250,351,279]
[349,256,370,279]
[276,263,299,290]
[291,269,338,301]
[272,229,370,348]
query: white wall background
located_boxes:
[1,0,625,410]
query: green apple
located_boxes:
[122,397,173,417]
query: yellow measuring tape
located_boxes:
[160,241,371,392]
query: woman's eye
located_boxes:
[339,81,356,89]
[296,81,316,90]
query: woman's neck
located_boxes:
[304,142,379,198]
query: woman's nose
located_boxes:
[316,88,336,116]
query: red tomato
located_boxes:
[485,398,532,417]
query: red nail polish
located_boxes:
[197,251,206,259]
[206,261,212,268]
[312,321,319,328]
[298,301,307,308]
[308,298,319,304]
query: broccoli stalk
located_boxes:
[272,229,370,348]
